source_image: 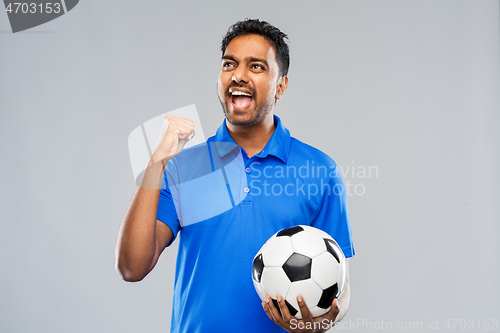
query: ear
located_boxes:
[275,76,289,100]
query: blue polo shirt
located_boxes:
[157,115,354,333]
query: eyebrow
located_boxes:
[222,55,269,68]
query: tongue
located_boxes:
[232,96,252,108]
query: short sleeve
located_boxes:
[311,165,355,258]
[156,164,182,246]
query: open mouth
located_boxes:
[230,90,253,109]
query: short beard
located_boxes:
[218,90,275,127]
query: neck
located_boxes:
[226,112,276,158]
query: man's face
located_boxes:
[217,34,284,127]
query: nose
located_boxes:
[232,65,249,84]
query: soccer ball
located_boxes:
[252,225,346,319]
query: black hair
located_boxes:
[221,18,290,77]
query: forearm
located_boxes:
[115,156,168,281]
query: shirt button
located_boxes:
[245,167,251,174]
[243,187,250,193]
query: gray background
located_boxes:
[1,0,499,332]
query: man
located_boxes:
[116,19,355,333]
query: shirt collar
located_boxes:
[213,114,291,164]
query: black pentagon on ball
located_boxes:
[252,254,264,282]
[317,283,339,309]
[277,225,304,237]
[324,238,342,264]
[272,298,298,317]
[282,253,312,282]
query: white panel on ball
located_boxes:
[261,236,294,267]
[311,252,340,289]
[303,225,331,239]
[286,279,323,320]
[290,231,326,258]
[259,234,276,254]
[337,258,347,296]
[260,267,291,299]
[252,279,267,302]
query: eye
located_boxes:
[251,64,264,70]
[223,62,235,68]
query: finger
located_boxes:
[329,298,340,319]
[297,295,315,323]
[276,294,294,322]
[263,296,277,323]
[187,129,195,140]
[266,295,287,326]
[179,118,196,129]
[179,128,195,141]
[316,298,340,328]
[262,301,276,322]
